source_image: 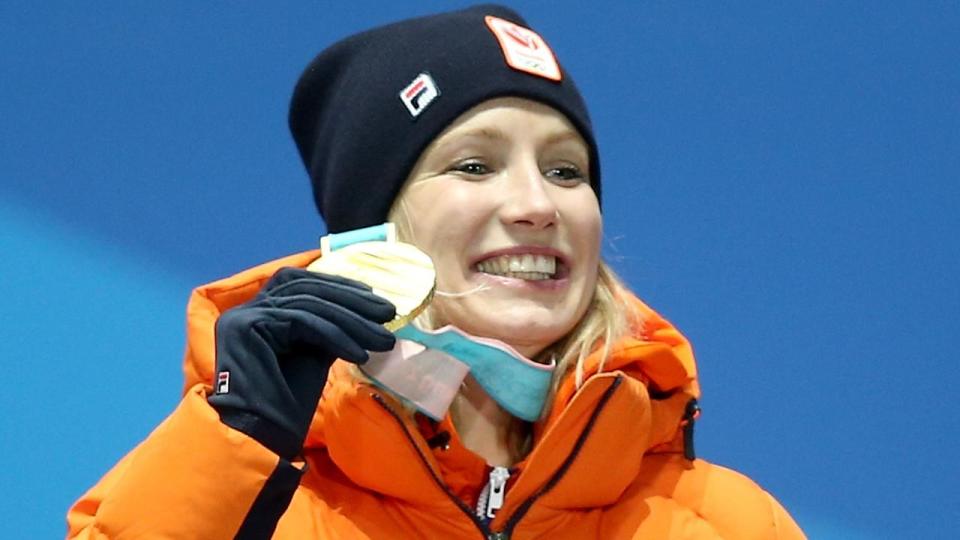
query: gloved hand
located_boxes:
[208,267,396,460]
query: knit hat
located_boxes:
[289,4,600,234]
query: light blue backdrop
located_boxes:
[2,2,957,538]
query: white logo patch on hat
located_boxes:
[484,16,561,82]
[399,72,440,118]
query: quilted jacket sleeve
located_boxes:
[669,455,806,540]
[66,384,303,539]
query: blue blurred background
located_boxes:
[2,1,957,538]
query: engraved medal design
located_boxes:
[307,239,436,331]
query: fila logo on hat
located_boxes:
[399,72,440,118]
[484,16,561,82]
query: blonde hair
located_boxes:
[387,198,637,406]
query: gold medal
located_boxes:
[306,240,435,331]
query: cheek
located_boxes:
[404,183,488,264]
[563,193,602,302]
[564,197,602,256]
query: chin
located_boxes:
[433,296,582,356]
[469,314,575,358]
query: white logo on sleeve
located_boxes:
[484,16,562,82]
[216,371,230,394]
[399,73,440,118]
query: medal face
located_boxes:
[306,240,436,331]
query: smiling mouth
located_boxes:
[474,254,566,281]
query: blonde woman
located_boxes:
[69,5,804,539]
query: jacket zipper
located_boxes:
[476,466,511,519]
[373,375,622,539]
[498,376,623,537]
[372,393,492,538]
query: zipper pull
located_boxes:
[485,466,511,519]
[682,398,701,461]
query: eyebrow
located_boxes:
[435,127,585,148]
[436,127,510,147]
[542,131,585,147]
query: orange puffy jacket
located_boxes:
[67,251,805,539]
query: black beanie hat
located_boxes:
[289,4,600,234]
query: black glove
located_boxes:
[208,267,396,460]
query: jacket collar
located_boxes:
[182,250,700,511]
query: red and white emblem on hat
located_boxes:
[484,15,562,82]
[399,72,440,118]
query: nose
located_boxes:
[499,161,559,230]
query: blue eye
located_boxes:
[450,160,492,176]
[545,165,586,185]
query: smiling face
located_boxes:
[393,97,602,358]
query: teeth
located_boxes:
[475,254,558,279]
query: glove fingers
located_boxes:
[268,280,397,325]
[279,296,396,351]
[264,267,373,294]
[279,309,389,363]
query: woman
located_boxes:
[68,5,804,539]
